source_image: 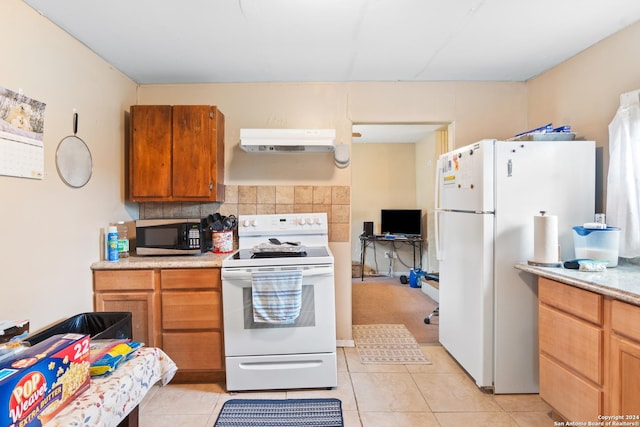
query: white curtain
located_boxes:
[606,90,640,258]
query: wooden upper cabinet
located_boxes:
[130,105,172,199]
[129,105,225,202]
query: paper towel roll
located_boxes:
[533,213,559,264]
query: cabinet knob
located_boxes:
[209,182,213,191]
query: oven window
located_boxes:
[242,285,316,329]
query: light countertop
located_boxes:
[515,260,640,306]
[91,252,230,270]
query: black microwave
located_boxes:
[135,218,211,255]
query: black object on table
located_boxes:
[24,312,132,345]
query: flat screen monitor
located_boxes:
[380,209,422,236]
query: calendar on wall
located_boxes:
[0,87,46,179]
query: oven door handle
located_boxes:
[222,266,333,280]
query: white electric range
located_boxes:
[221,213,337,391]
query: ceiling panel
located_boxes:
[23,0,640,84]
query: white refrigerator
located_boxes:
[435,139,595,393]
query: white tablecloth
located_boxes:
[46,347,177,427]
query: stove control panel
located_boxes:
[238,213,328,236]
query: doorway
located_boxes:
[350,122,452,343]
[350,122,452,275]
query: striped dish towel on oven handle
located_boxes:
[251,270,303,323]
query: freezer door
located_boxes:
[438,210,494,389]
[494,140,595,262]
[438,140,495,212]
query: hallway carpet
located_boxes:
[352,276,439,344]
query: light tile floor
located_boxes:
[139,344,555,427]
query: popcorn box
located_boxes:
[0,333,90,427]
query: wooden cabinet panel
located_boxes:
[162,331,223,371]
[160,268,220,290]
[172,105,213,199]
[94,291,158,347]
[610,336,640,415]
[162,290,221,330]
[539,304,603,384]
[128,105,225,202]
[94,269,155,291]
[610,300,640,415]
[611,300,640,342]
[539,277,602,324]
[540,353,602,422]
[129,105,172,199]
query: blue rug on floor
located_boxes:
[214,398,343,427]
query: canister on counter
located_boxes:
[107,226,119,262]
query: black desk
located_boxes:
[359,235,423,281]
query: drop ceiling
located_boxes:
[23,0,640,85]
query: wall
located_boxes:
[527,21,640,213]
[1,1,137,331]
[138,82,528,341]
[415,132,440,274]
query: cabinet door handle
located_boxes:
[210,182,213,191]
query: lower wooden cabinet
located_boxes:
[538,277,604,422]
[93,267,224,382]
[93,270,160,347]
[160,268,224,381]
[538,277,640,421]
[610,300,640,415]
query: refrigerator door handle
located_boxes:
[434,157,443,261]
[435,210,442,261]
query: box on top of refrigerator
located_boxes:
[0,333,90,427]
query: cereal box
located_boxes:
[0,333,90,427]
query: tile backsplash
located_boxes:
[139,185,351,242]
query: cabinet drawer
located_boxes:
[539,305,603,384]
[540,353,602,422]
[162,331,223,371]
[611,300,640,342]
[161,268,220,290]
[162,291,221,329]
[94,270,155,291]
[539,277,602,324]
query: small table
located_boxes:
[359,235,424,280]
[47,347,177,427]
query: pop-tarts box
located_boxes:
[0,333,90,427]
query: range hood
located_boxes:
[240,128,336,153]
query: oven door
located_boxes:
[221,264,336,356]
